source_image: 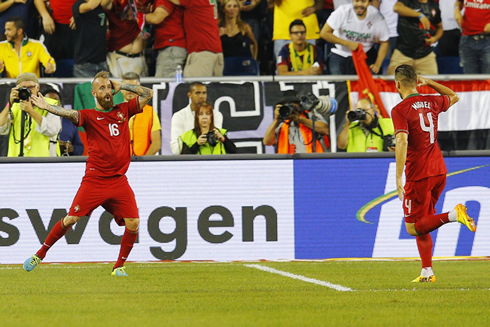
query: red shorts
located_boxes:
[69,175,139,226]
[403,175,446,223]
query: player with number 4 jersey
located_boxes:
[392,65,476,283]
[23,71,153,277]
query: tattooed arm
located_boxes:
[111,80,154,109]
[30,92,79,125]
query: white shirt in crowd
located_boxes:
[327,4,390,58]
[439,0,460,31]
[379,0,399,38]
[170,103,224,155]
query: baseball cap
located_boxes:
[16,72,39,85]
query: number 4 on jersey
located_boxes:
[419,113,434,144]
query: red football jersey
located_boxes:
[391,94,450,182]
[179,0,222,54]
[153,0,186,50]
[77,99,140,177]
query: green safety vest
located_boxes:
[179,128,228,155]
[346,118,394,153]
[7,97,59,157]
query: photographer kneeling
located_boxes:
[338,98,395,152]
[263,93,331,154]
[0,73,61,157]
[179,101,236,155]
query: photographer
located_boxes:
[337,98,395,152]
[263,93,330,154]
[0,73,61,157]
[179,101,236,155]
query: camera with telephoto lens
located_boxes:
[348,109,367,122]
[278,92,337,121]
[14,87,31,103]
[207,131,217,147]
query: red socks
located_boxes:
[414,213,449,235]
[36,219,69,259]
[416,233,433,269]
[114,228,138,269]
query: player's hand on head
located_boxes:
[111,80,122,94]
[417,76,429,87]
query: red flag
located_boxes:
[351,44,389,118]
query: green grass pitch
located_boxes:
[1,260,489,326]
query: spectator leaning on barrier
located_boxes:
[121,72,162,156]
[337,98,395,152]
[277,19,324,75]
[263,92,329,154]
[387,0,443,75]
[179,101,236,155]
[0,16,56,78]
[168,0,224,77]
[144,0,187,78]
[454,0,490,74]
[0,72,61,157]
[320,0,390,75]
[170,82,224,155]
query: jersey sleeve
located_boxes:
[433,95,451,114]
[127,98,141,117]
[391,107,408,135]
[76,110,87,128]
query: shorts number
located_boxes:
[404,199,412,214]
[109,123,119,136]
[419,113,434,144]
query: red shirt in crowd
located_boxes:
[391,94,450,182]
[50,0,77,25]
[178,0,222,54]
[153,0,186,50]
[461,0,490,35]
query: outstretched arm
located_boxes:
[31,93,79,124]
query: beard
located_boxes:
[98,93,114,110]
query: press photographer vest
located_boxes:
[131,104,153,156]
[277,113,325,154]
[346,118,394,152]
[179,128,228,155]
[7,97,59,157]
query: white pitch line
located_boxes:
[245,264,353,292]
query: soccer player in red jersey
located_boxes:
[391,64,477,283]
[24,71,153,276]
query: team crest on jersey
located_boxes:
[74,205,80,213]
[116,110,126,123]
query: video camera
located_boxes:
[14,87,32,103]
[278,92,337,121]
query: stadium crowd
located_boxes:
[0,0,489,157]
[0,0,488,78]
